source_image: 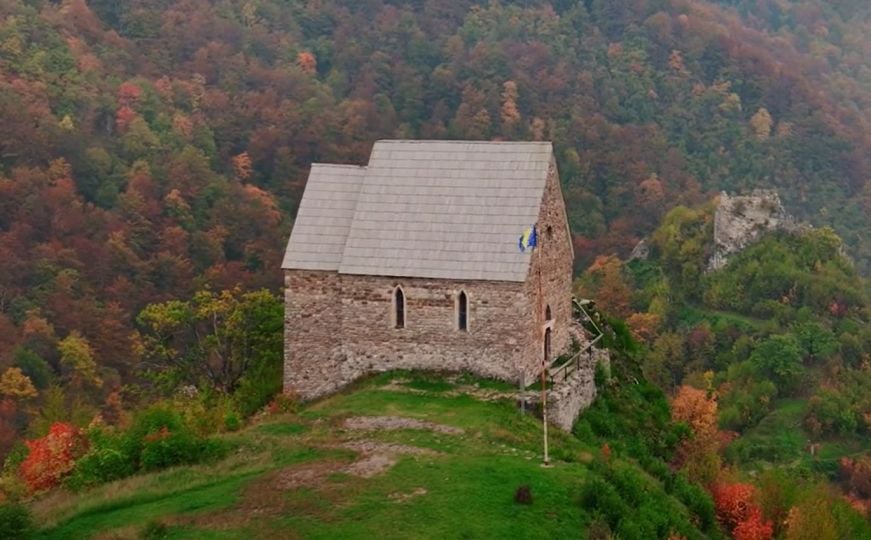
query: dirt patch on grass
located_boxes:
[339,440,438,478]
[343,415,464,435]
[188,440,438,530]
[389,487,427,503]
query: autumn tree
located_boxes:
[136,288,282,394]
[0,367,38,400]
[58,332,102,389]
[500,81,521,131]
[20,422,88,493]
[297,51,317,74]
[232,152,253,181]
[671,385,721,485]
[750,108,773,140]
[577,255,632,318]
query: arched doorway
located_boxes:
[544,327,552,365]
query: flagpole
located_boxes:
[537,228,549,467]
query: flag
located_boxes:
[518,225,537,252]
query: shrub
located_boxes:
[514,485,532,505]
[127,406,225,471]
[66,429,133,490]
[19,422,88,493]
[223,412,241,432]
[0,502,33,539]
[267,393,298,415]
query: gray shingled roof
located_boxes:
[281,164,365,271]
[282,140,553,282]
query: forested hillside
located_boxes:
[1,0,871,509]
[576,199,871,528]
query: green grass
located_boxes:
[29,372,710,539]
[725,399,871,476]
[676,304,768,332]
[725,399,807,467]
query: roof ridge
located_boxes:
[374,139,552,145]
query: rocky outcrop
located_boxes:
[708,190,806,271]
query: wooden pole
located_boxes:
[537,228,549,466]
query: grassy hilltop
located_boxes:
[28,371,715,539]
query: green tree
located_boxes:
[750,334,804,394]
[137,288,282,394]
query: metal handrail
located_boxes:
[546,298,604,385]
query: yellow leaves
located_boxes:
[0,367,37,400]
[58,115,75,131]
[750,107,773,140]
[58,332,102,388]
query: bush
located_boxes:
[67,406,228,488]
[66,429,134,490]
[128,406,226,471]
[19,423,88,493]
[0,502,33,539]
[223,412,241,432]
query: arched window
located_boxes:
[546,225,553,240]
[394,287,405,329]
[545,304,552,321]
[544,327,552,364]
[458,291,468,331]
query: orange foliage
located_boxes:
[712,482,757,531]
[584,255,632,317]
[626,312,661,344]
[671,385,717,436]
[20,422,88,493]
[297,51,317,74]
[232,152,253,181]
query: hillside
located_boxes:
[25,371,718,539]
[575,197,871,521]
[2,1,871,452]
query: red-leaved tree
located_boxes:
[20,422,88,493]
[712,482,757,530]
[732,507,773,540]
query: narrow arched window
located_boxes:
[394,287,405,329]
[545,304,552,321]
[458,291,468,331]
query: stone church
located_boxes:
[282,140,574,400]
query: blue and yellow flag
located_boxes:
[518,225,538,252]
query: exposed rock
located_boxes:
[628,238,649,261]
[708,190,807,271]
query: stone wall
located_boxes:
[524,157,575,383]
[545,347,609,431]
[283,270,571,400]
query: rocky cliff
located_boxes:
[708,190,807,271]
